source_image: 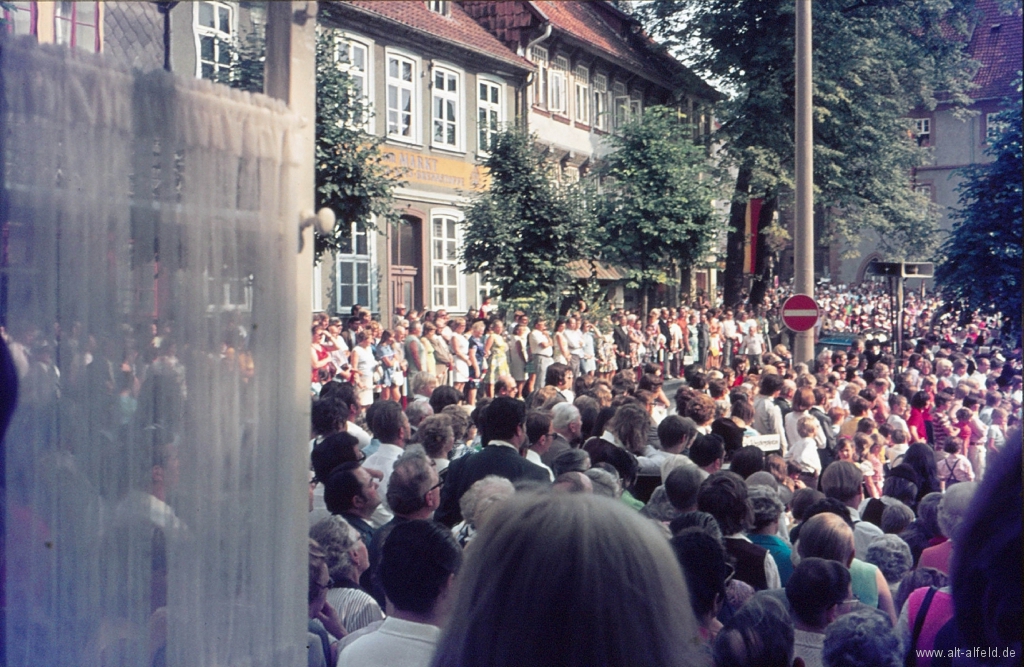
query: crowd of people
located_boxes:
[2,278,1016,666]
[304,284,1022,667]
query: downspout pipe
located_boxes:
[521,23,552,129]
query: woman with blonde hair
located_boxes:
[432,493,701,667]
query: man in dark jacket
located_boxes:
[435,397,549,526]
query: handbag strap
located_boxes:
[907,586,939,667]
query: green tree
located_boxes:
[935,84,1022,334]
[216,26,403,261]
[594,106,724,313]
[460,128,596,316]
[638,0,977,305]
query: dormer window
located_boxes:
[426,1,450,16]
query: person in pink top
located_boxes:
[918,482,978,575]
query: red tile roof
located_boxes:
[340,1,533,70]
[967,0,1022,100]
[534,1,651,73]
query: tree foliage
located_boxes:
[216,26,404,262]
[637,0,978,304]
[460,128,596,316]
[935,83,1022,333]
[313,34,404,261]
[594,106,724,311]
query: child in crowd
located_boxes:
[953,407,974,445]
[939,436,974,488]
[853,432,880,498]
[886,428,909,468]
[836,435,855,463]
[867,434,886,487]
[786,415,823,483]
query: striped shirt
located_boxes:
[326,587,384,638]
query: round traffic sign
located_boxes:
[782,294,820,332]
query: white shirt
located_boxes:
[784,410,825,451]
[336,617,440,667]
[848,505,884,561]
[529,329,553,357]
[525,449,555,481]
[347,421,372,450]
[787,436,822,475]
[363,443,404,508]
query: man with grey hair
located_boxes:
[918,481,978,575]
[384,445,441,521]
[584,467,620,498]
[366,446,442,607]
[405,400,433,440]
[409,371,436,404]
[822,608,902,667]
[542,402,582,468]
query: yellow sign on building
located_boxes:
[383,148,488,191]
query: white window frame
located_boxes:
[386,49,421,144]
[333,34,375,133]
[612,81,629,129]
[430,210,464,310]
[914,118,931,146]
[193,1,236,80]
[477,76,504,154]
[550,56,569,115]
[426,0,450,16]
[629,94,642,123]
[593,74,608,130]
[530,45,548,109]
[574,65,590,125]
[432,64,464,151]
[985,112,1007,142]
[335,222,376,313]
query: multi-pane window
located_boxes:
[433,67,460,149]
[387,54,416,140]
[549,56,569,115]
[530,46,548,109]
[985,112,1007,142]
[432,215,460,308]
[630,95,642,123]
[336,39,369,100]
[337,224,372,310]
[4,1,36,36]
[593,74,608,130]
[574,66,590,124]
[914,118,931,147]
[613,81,629,128]
[55,1,99,52]
[196,1,233,79]
[478,80,502,152]
[334,37,372,129]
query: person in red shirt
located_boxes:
[952,407,973,444]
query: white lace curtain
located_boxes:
[2,37,307,666]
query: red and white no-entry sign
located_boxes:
[782,294,820,332]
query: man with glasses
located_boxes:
[524,410,556,481]
[324,461,383,550]
[366,446,442,607]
